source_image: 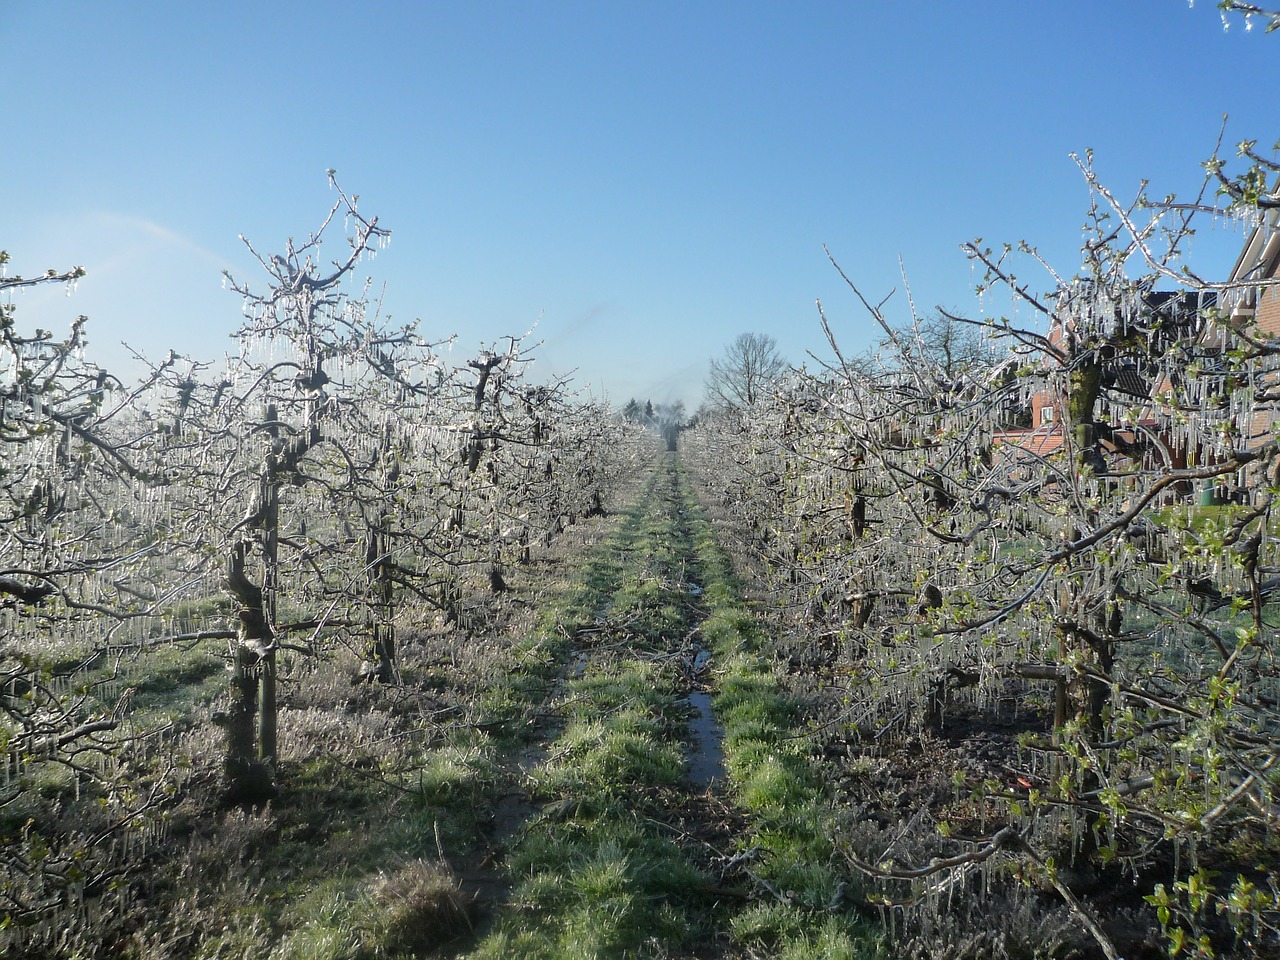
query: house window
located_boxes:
[1040,406,1055,426]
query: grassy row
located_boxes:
[470,453,882,958]
[673,455,880,959]
[469,659,710,958]
[466,459,715,957]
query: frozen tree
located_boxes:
[163,177,432,802]
[1204,0,1280,32]
[689,137,1280,955]
[0,253,183,936]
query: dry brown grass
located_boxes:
[366,858,476,954]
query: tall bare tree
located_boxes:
[704,332,788,410]
[162,176,431,802]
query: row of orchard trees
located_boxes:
[690,145,1280,955]
[0,180,631,924]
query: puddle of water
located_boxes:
[686,691,725,790]
[491,743,546,846]
[686,581,704,597]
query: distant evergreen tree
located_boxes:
[622,398,641,421]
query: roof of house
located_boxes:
[1220,185,1280,319]
[993,425,1064,458]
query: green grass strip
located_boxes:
[466,457,716,958]
[671,454,880,959]
[468,452,881,958]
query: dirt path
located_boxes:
[459,451,875,959]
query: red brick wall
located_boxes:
[1251,247,1280,445]
[1257,280,1280,338]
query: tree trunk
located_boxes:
[258,651,277,763]
[221,541,276,805]
[258,407,281,764]
[219,402,283,800]
[364,522,397,683]
[1056,352,1120,870]
[1068,356,1104,476]
[221,644,266,804]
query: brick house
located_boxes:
[993,289,1212,467]
[1213,204,1280,448]
[987,200,1278,509]
[1223,206,1280,335]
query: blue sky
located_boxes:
[3,2,1275,407]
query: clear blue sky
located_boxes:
[3,2,1275,407]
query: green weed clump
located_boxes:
[400,727,498,804]
[732,903,869,960]
[480,810,708,959]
